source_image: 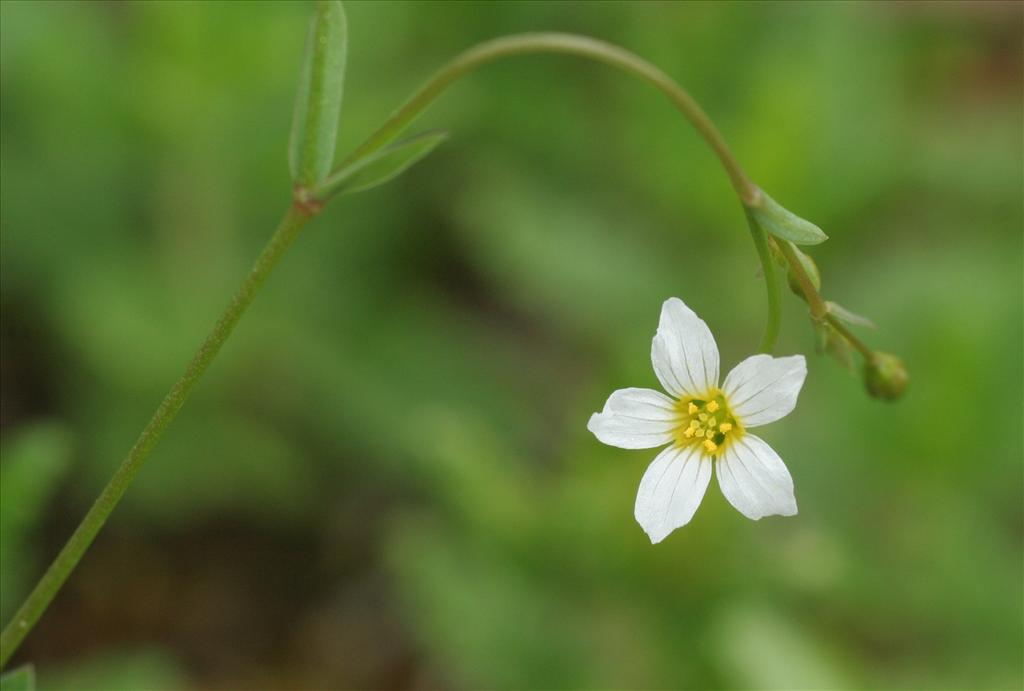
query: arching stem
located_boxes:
[0,204,314,668]
[331,33,776,349]
[1,29,783,670]
[337,33,758,203]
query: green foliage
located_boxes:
[0,665,34,691]
[36,650,185,691]
[289,0,347,188]
[0,0,1021,688]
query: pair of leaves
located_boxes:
[288,1,444,200]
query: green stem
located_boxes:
[826,314,874,359]
[336,32,758,203]
[777,238,828,320]
[0,203,314,668]
[333,32,774,347]
[744,210,781,353]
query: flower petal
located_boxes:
[722,354,807,427]
[587,388,678,449]
[651,298,720,399]
[634,444,713,543]
[716,434,797,520]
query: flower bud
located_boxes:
[786,245,821,299]
[864,352,908,401]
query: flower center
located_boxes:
[672,390,741,456]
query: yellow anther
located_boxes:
[698,413,708,422]
[683,427,695,438]
[706,400,719,413]
[695,428,706,438]
[707,416,717,428]
[719,422,733,433]
[689,419,700,429]
[687,402,699,415]
[703,439,718,453]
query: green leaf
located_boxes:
[288,1,347,188]
[748,191,828,245]
[825,301,876,329]
[0,664,35,691]
[312,130,448,199]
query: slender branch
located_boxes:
[772,237,872,358]
[330,32,774,348]
[334,32,758,204]
[826,314,873,359]
[777,238,828,320]
[0,203,314,667]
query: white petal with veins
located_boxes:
[651,298,720,398]
[723,354,806,427]
[587,387,678,449]
[634,444,713,543]
[716,434,797,520]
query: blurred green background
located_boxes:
[1,1,1021,689]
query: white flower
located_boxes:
[587,297,807,543]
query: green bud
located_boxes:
[786,244,821,299]
[747,190,828,246]
[864,352,908,401]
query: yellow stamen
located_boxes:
[719,422,733,433]
[695,429,706,438]
[687,402,699,415]
[706,400,719,413]
[703,439,718,453]
[689,419,700,429]
[707,416,717,428]
[683,427,695,438]
[698,413,708,422]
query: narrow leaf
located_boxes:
[748,191,828,246]
[289,1,347,188]
[826,301,876,329]
[0,665,35,691]
[313,130,448,199]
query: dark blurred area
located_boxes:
[1,1,1022,689]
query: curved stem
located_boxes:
[0,204,314,668]
[336,33,758,203]
[745,211,781,353]
[332,32,772,347]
